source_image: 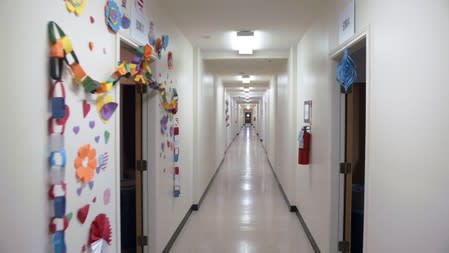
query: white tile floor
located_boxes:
[170,127,314,253]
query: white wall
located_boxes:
[339,1,449,252]
[193,56,218,205]
[292,1,449,252]
[0,1,121,252]
[272,58,298,205]
[144,1,194,252]
[214,78,226,167]
[0,1,195,253]
[295,6,340,252]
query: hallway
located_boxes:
[171,127,314,253]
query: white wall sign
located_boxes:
[130,0,148,45]
[339,0,355,44]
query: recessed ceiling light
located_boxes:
[242,75,251,84]
[236,31,254,55]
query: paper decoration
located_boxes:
[49,217,69,233]
[92,197,97,203]
[65,0,87,16]
[103,188,111,205]
[162,35,169,50]
[88,181,95,190]
[155,37,162,59]
[66,212,73,222]
[48,64,68,252]
[336,48,357,93]
[77,204,90,224]
[53,231,67,253]
[95,136,100,143]
[83,100,91,118]
[100,102,118,121]
[73,126,80,134]
[90,239,108,253]
[122,15,131,29]
[89,41,95,51]
[104,131,111,144]
[75,144,97,183]
[97,153,109,173]
[148,22,156,46]
[96,95,117,123]
[89,214,112,246]
[160,115,168,134]
[76,187,83,196]
[47,20,180,159]
[105,0,122,33]
[89,16,95,24]
[168,51,174,70]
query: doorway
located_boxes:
[245,112,252,124]
[335,38,367,253]
[119,41,145,253]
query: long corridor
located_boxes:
[171,127,314,253]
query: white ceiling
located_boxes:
[155,0,308,104]
[156,0,318,52]
[204,58,287,102]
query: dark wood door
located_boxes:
[343,83,366,253]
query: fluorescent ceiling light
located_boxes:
[236,31,255,55]
[242,75,251,84]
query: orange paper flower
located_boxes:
[75,144,97,183]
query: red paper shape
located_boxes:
[48,181,67,199]
[49,217,69,233]
[83,100,91,118]
[89,214,112,245]
[77,204,90,224]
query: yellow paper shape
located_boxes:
[96,94,113,124]
[65,0,87,16]
[61,36,73,53]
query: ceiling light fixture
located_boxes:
[242,74,251,84]
[236,31,255,55]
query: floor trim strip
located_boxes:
[263,144,321,253]
[162,133,239,252]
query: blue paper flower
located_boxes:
[336,49,357,93]
[105,0,122,33]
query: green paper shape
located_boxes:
[66,212,73,222]
[82,76,99,92]
[104,130,111,144]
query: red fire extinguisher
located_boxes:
[298,126,311,165]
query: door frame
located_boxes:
[330,26,372,252]
[114,34,146,252]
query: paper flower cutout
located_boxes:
[336,48,357,93]
[75,144,97,183]
[77,204,90,224]
[89,214,112,245]
[105,0,122,33]
[65,0,87,15]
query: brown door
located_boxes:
[120,43,145,253]
[343,83,366,253]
